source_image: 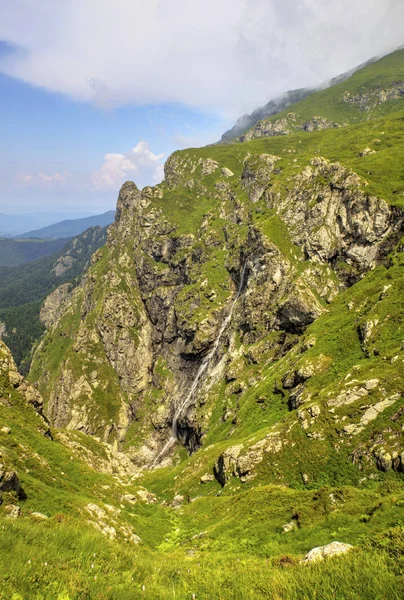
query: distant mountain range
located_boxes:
[0,211,97,238]
[18,210,115,239]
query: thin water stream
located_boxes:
[150,264,247,468]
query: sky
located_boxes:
[0,0,403,214]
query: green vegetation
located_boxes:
[0,226,107,370]
[173,110,404,209]
[1,519,403,599]
[1,365,403,599]
[0,237,68,267]
[238,48,404,137]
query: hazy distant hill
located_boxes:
[19,210,115,239]
[0,238,69,267]
[0,211,96,237]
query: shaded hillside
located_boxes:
[0,226,107,370]
[0,237,68,267]
[0,211,96,237]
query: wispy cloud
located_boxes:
[0,0,402,116]
[13,143,164,193]
[17,171,69,187]
[91,142,165,190]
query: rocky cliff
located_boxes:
[30,104,404,489]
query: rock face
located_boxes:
[240,115,342,142]
[51,226,108,278]
[29,120,404,479]
[40,283,73,329]
[0,340,53,504]
[0,341,45,417]
[343,84,404,111]
[267,157,396,271]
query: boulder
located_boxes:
[5,504,20,519]
[0,468,26,500]
[172,494,184,508]
[282,521,297,533]
[31,512,49,520]
[214,444,243,486]
[200,473,215,484]
[121,494,137,504]
[304,541,353,562]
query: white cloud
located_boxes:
[20,174,32,184]
[92,142,164,190]
[18,171,69,186]
[38,171,68,183]
[0,0,403,116]
[14,143,164,192]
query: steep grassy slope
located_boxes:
[198,109,404,207]
[238,49,404,141]
[1,336,404,598]
[221,51,382,142]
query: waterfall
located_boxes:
[150,264,247,468]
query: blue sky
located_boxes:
[0,0,403,215]
[0,63,229,213]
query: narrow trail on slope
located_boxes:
[150,264,247,469]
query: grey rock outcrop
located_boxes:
[304,541,353,562]
[40,283,73,329]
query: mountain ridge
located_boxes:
[18,210,115,239]
[220,51,386,142]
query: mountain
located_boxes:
[18,210,115,239]
[221,87,315,142]
[0,211,96,237]
[1,48,404,598]
[0,237,70,267]
[220,51,390,142]
[0,226,108,370]
[237,49,404,141]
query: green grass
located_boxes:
[242,49,404,136]
[179,110,404,208]
[1,517,403,599]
